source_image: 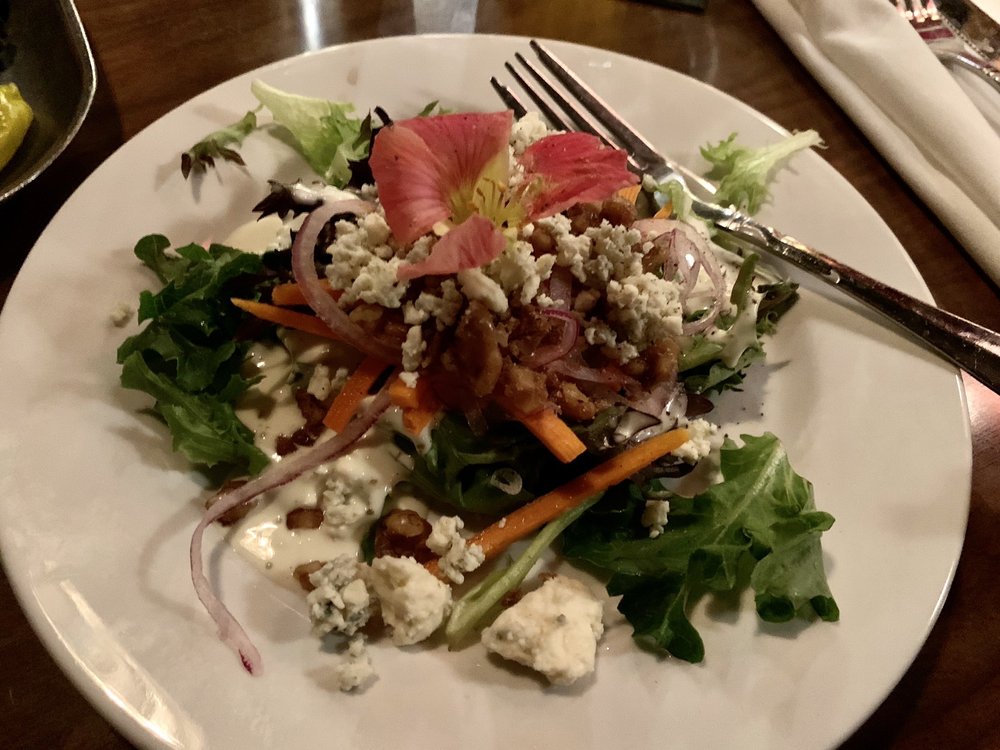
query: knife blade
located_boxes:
[937,0,1000,65]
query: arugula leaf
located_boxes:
[121,353,268,475]
[701,130,823,214]
[180,109,258,179]
[117,235,271,477]
[562,433,837,662]
[398,412,570,515]
[250,79,369,187]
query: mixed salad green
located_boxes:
[117,81,837,684]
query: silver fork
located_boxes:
[892,0,1000,94]
[492,40,1000,394]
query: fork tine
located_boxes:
[512,52,602,137]
[528,39,665,167]
[489,77,528,119]
[502,61,569,131]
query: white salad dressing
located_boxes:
[228,341,410,587]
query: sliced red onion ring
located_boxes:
[548,357,638,390]
[525,308,580,368]
[547,266,573,310]
[190,386,393,675]
[289,199,401,363]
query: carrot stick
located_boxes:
[508,407,586,464]
[271,280,342,307]
[388,376,441,435]
[231,298,341,340]
[402,406,438,435]
[426,427,689,578]
[653,202,673,219]
[616,184,641,204]
[387,376,423,410]
[324,356,391,432]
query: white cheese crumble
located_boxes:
[321,476,371,528]
[672,418,721,463]
[404,278,464,330]
[325,210,410,307]
[331,635,376,692]
[307,556,373,637]
[510,111,552,156]
[369,555,453,646]
[401,325,426,372]
[481,575,604,685]
[641,499,671,538]
[306,363,333,400]
[425,516,485,585]
[486,240,555,305]
[457,268,509,315]
[109,302,133,327]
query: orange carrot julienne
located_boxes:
[388,376,441,435]
[509,407,586,464]
[653,202,673,219]
[616,184,641,204]
[324,356,392,432]
[231,298,341,340]
[271,280,342,307]
[402,406,438,435]
[387,376,422,410]
[426,427,689,579]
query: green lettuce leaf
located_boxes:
[397,412,570,515]
[117,235,270,477]
[701,130,823,214]
[180,109,258,179]
[251,79,369,187]
[562,433,838,662]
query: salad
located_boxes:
[117,81,837,691]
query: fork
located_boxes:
[892,0,1000,94]
[491,40,1000,394]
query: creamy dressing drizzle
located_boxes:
[228,340,410,588]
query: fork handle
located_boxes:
[695,201,1000,393]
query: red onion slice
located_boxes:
[525,308,580,368]
[189,386,392,674]
[548,357,638,390]
[547,266,573,310]
[289,199,401,363]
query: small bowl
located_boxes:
[0,0,96,202]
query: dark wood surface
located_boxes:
[1,1,998,747]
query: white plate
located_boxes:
[0,34,970,750]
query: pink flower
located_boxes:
[369,111,637,281]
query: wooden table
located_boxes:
[1,1,998,747]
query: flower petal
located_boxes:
[519,132,637,220]
[370,111,513,244]
[396,214,507,281]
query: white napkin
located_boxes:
[751,0,1000,286]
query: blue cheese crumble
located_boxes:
[481,575,605,685]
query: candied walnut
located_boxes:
[347,303,408,349]
[276,389,328,455]
[507,308,561,363]
[374,509,434,563]
[527,223,556,255]
[501,589,523,608]
[206,479,255,526]
[643,339,680,386]
[293,561,325,592]
[573,288,601,314]
[599,196,638,227]
[497,362,548,415]
[553,381,597,421]
[565,202,601,234]
[450,301,503,398]
[286,506,325,530]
